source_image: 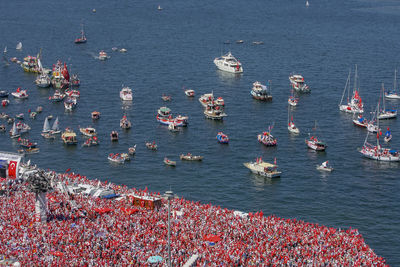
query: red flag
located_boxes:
[8,161,17,179]
[65,168,71,173]
[274,157,277,165]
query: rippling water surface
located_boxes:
[1,0,400,264]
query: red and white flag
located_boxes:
[8,161,17,179]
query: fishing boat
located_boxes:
[49,90,66,102]
[164,157,176,166]
[289,74,310,93]
[162,94,171,101]
[352,114,368,128]
[0,90,9,98]
[250,81,272,101]
[156,107,188,126]
[213,52,243,74]
[316,161,333,172]
[378,83,397,120]
[110,131,119,141]
[146,141,157,150]
[16,42,22,50]
[50,117,61,134]
[79,127,97,137]
[385,69,400,99]
[305,121,327,151]
[120,115,132,129]
[65,89,80,98]
[108,153,125,164]
[11,88,28,99]
[82,136,99,147]
[2,99,9,107]
[384,128,392,143]
[339,67,364,114]
[64,97,77,111]
[288,89,298,106]
[120,86,133,101]
[61,128,78,145]
[98,51,108,60]
[216,132,229,144]
[180,153,203,161]
[199,93,224,108]
[204,103,227,120]
[92,111,101,120]
[287,105,300,134]
[128,145,136,155]
[258,127,277,147]
[359,106,400,161]
[184,89,195,97]
[243,157,281,178]
[74,24,87,44]
[9,122,20,138]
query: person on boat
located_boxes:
[385,128,391,138]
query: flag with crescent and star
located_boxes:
[8,160,17,179]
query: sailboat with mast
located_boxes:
[50,117,61,134]
[35,56,51,88]
[3,46,9,66]
[385,69,400,99]
[9,122,20,138]
[305,121,327,151]
[287,105,299,134]
[378,83,397,120]
[74,23,87,44]
[339,66,364,114]
[360,102,400,161]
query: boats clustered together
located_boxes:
[0,166,387,266]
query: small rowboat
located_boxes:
[164,157,176,166]
[146,142,157,150]
[180,154,203,161]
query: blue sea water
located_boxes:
[1,0,400,264]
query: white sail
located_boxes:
[16,42,22,50]
[11,122,18,136]
[37,58,43,72]
[51,117,59,131]
[3,46,6,53]
[43,117,51,133]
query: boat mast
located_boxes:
[394,69,397,94]
[353,64,358,98]
[339,69,351,106]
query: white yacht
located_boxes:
[120,86,133,101]
[213,52,243,74]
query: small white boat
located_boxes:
[35,73,51,88]
[288,90,298,106]
[16,42,22,50]
[251,81,272,101]
[128,145,136,155]
[120,86,133,101]
[119,48,127,53]
[164,157,176,166]
[80,127,97,137]
[64,97,77,111]
[316,161,333,172]
[11,88,28,99]
[289,74,310,93]
[385,69,400,99]
[213,52,243,74]
[157,5,163,10]
[378,83,397,120]
[99,51,108,60]
[184,89,195,97]
[168,122,180,132]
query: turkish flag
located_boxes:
[8,161,17,179]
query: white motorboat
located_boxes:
[168,122,180,132]
[243,157,281,178]
[99,51,108,60]
[204,103,227,120]
[339,66,364,114]
[289,74,310,93]
[80,127,97,137]
[120,115,132,129]
[184,89,195,97]
[11,88,28,99]
[64,97,77,111]
[120,86,133,101]
[35,73,51,88]
[213,52,243,74]
[316,161,333,172]
[250,81,272,101]
[108,153,125,164]
[385,69,400,99]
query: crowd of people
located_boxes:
[0,169,387,266]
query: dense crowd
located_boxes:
[0,170,387,266]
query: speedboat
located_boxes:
[161,94,171,101]
[216,132,229,144]
[243,157,281,178]
[79,127,97,137]
[99,51,108,60]
[213,52,243,74]
[156,107,188,126]
[11,88,28,99]
[120,86,133,101]
[168,122,180,132]
[251,81,272,101]
[384,128,392,143]
[0,90,9,97]
[316,161,333,172]
[305,136,327,151]
[184,89,195,97]
[289,74,310,93]
[164,157,176,166]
